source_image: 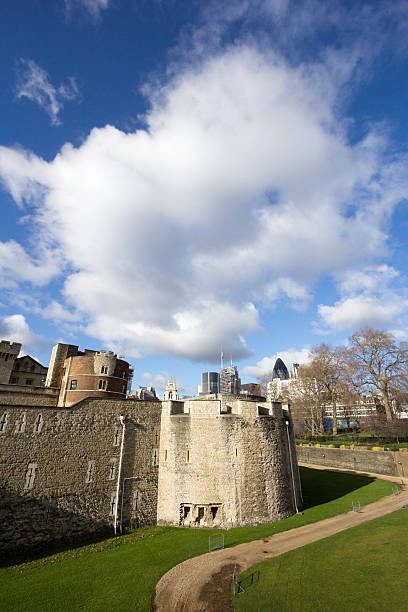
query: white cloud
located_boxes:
[318,294,408,332]
[16,59,79,126]
[0,314,46,354]
[264,277,312,311]
[0,240,60,288]
[1,44,408,361]
[316,265,408,333]
[242,347,311,379]
[337,265,399,295]
[41,301,81,323]
[64,0,110,21]
[141,371,170,391]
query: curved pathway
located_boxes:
[153,468,407,612]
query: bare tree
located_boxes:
[299,344,347,436]
[344,328,408,422]
[290,371,325,436]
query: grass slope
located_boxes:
[0,468,392,612]
[233,509,408,611]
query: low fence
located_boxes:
[297,445,408,478]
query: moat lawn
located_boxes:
[233,508,408,611]
[0,468,392,612]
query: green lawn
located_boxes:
[0,468,393,612]
[233,508,408,611]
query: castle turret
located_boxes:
[157,395,302,528]
[163,379,179,401]
[0,341,21,384]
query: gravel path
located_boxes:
[153,469,407,612]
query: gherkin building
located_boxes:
[272,357,289,380]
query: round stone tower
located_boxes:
[157,395,302,528]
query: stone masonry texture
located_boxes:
[297,445,397,475]
[0,390,302,555]
[157,395,302,528]
[0,397,161,555]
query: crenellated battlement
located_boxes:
[164,395,289,420]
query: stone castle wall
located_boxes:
[297,444,401,476]
[0,386,302,554]
[0,398,161,555]
[0,385,59,406]
[45,343,78,389]
[157,396,302,528]
[0,341,21,384]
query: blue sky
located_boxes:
[1,0,408,395]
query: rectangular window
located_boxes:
[98,379,107,390]
[25,379,33,385]
[108,458,117,480]
[113,425,120,447]
[109,492,117,516]
[164,449,168,462]
[33,414,43,434]
[152,448,158,466]
[86,460,95,484]
[234,446,238,457]
[15,413,26,433]
[101,365,108,374]
[24,463,37,490]
[186,448,191,463]
[10,377,18,384]
[70,379,77,390]
[0,413,8,433]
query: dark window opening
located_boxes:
[25,379,33,385]
[15,363,20,371]
[30,365,35,372]
[211,506,218,520]
[70,379,77,390]
[183,506,190,519]
[197,507,205,521]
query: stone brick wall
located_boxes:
[157,395,302,528]
[0,397,161,555]
[0,385,59,406]
[297,445,397,475]
[45,343,78,389]
[0,341,21,384]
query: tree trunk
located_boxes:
[382,392,394,421]
[332,392,338,436]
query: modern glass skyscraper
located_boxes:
[220,365,241,394]
[201,372,220,394]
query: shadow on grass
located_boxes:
[0,530,116,569]
[237,569,260,594]
[300,466,376,508]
